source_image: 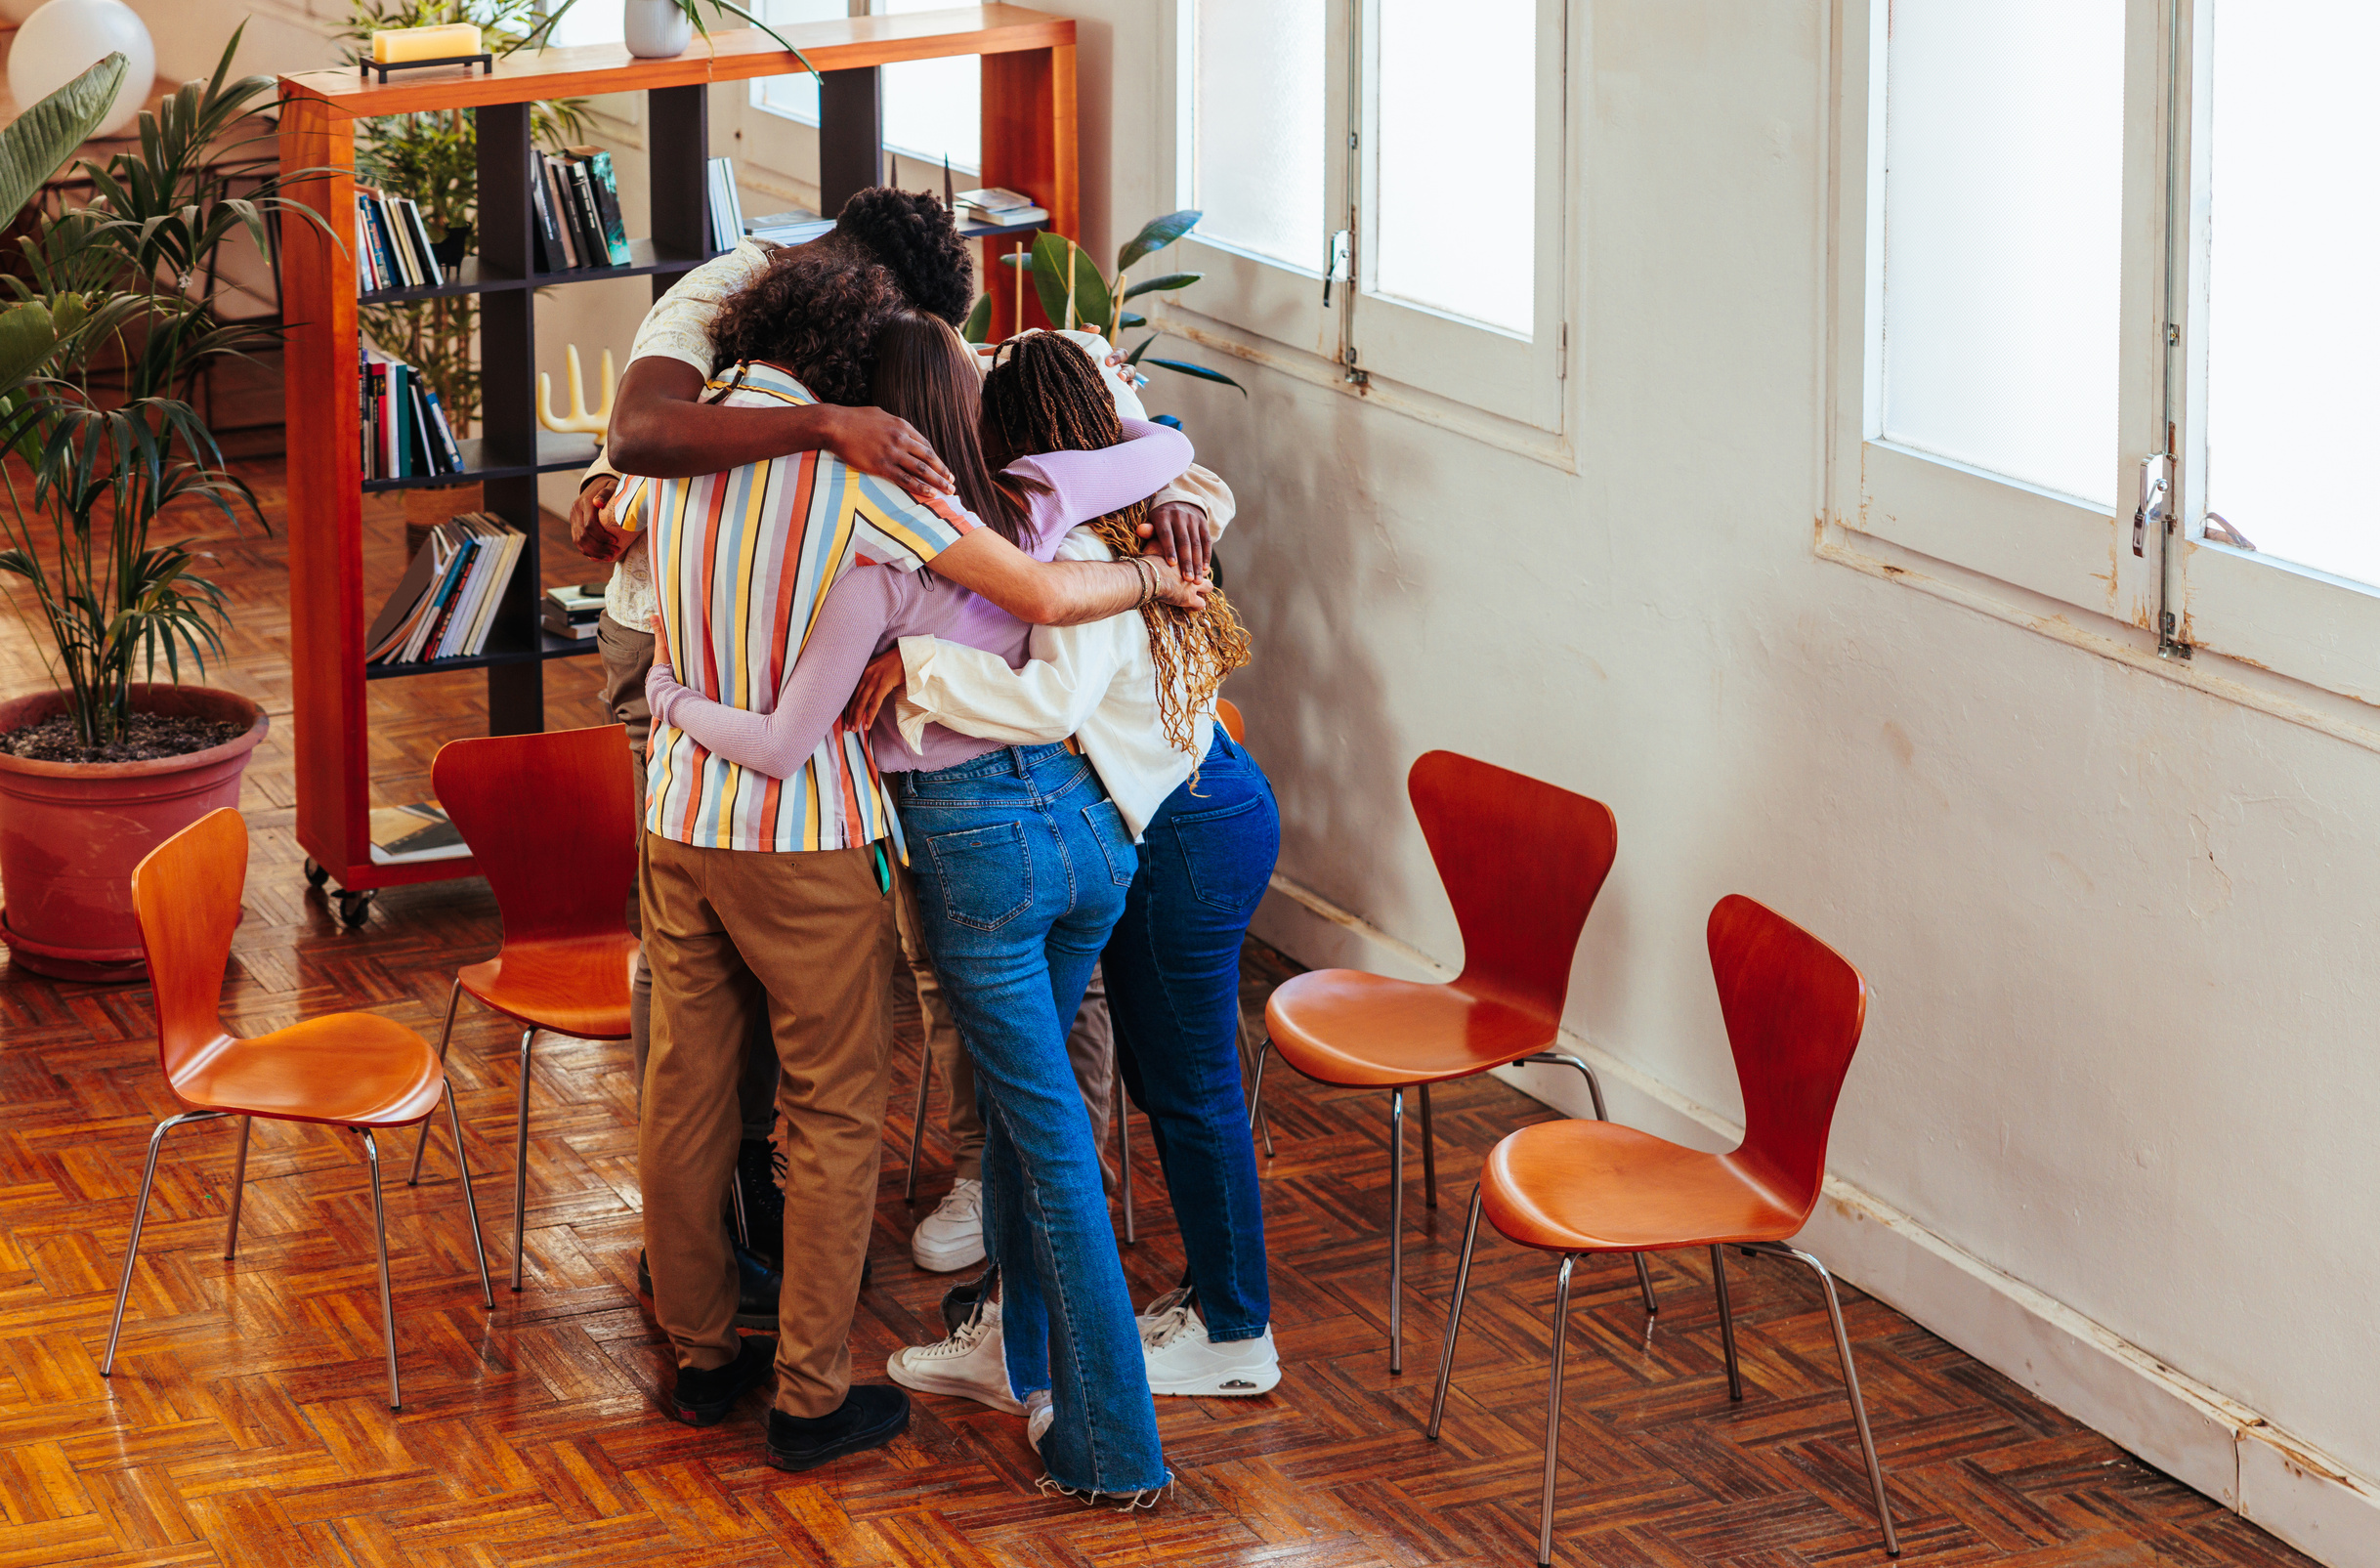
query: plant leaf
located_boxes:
[1146,356,1247,395]
[1117,210,1201,275]
[961,291,992,345]
[0,55,130,230]
[0,302,59,392]
[1122,272,1201,302]
[1029,231,1112,334]
[1124,333,1158,366]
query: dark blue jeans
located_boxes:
[895,742,1167,1496]
[1104,728,1281,1340]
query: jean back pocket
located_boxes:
[922,821,1035,931]
[1169,793,1278,914]
[1083,799,1139,888]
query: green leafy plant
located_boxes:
[0,51,289,748]
[338,0,594,430]
[965,211,1245,395]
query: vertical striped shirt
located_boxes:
[616,361,979,852]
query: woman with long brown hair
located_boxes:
[645,312,1193,1500]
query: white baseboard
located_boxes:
[1250,873,2380,1568]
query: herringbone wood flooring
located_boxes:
[0,466,2316,1567]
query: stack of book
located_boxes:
[744,207,837,247]
[707,156,745,254]
[365,513,528,665]
[361,348,467,481]
[532,147,633,273]
[356,188,446,294]
[368,801,470,866]
[542,583,605,641]
[953,186,1048,235]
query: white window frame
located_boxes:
[1159,0,1568,433]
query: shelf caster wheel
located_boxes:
[304,858,331,888]
[336,890,375,929]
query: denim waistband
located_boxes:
[905,741,1082,784]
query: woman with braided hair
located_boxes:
[645,313,1198,1501]
[874,329,1282,1410]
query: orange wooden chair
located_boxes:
[1260,750,1656,1374]
[405,725,638,1290]
[104,809,491,1411]
[1426,895,1896,1566]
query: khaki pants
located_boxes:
[601,611,773,1142]
[894,867,1114,1189]
[638,833,897,1419]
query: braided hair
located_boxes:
[980,332,1252,762]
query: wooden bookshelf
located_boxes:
[276,5,1079,911]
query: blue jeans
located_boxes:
[895,743,1166,1496]
[1104,729,1281,1340]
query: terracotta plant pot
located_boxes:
[0,684,268,983]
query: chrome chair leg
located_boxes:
[511,1028,535,1291]
[730,1165,750,1249]
[360,1129,401,1409]
[1426,1184,1484,1438]
[905,1041,931,1201]
[1387,1085,1405,1375]
[446,1082,493,1308]
[1749,1243,1898,1555]
[408,977,464,1186]
[1520,1051,1658,1321]
[1711,1244,1743,1401]
[224,1116,252,1260]
[104,1110,224,1377]
[1419,1082,1437,1209]
[1538,1254,1577,1568]
[1117,1074,1136,1245]
[1247,1037,1274,1158]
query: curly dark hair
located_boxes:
[835,187,974,327]
[708,246,906,405]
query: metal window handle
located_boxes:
[1322,228,1351,306]
[2132,452,2171,558]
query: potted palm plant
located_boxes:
[0,42,319,981]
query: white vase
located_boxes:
[6,0,155,139]
[623,0,695,59]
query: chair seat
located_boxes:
[1264,968,1557,1087]
[1480,1119,1805,1253]
[459,934,637,1039]
[168,1013,446,1127]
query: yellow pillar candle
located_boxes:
[372,23,484,64]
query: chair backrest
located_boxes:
[129,807,247,1080]
[1709,893,1870,1223]
[431,725,637,947]
[1215,698,1246,743]
[1408,750,1618,1020]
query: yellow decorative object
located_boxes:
[372,23,483,64]
[537,345,616,437]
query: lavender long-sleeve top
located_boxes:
[646,418,1192,777]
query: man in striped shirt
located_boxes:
[613,241,1207,1471]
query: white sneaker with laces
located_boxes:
[1025,1389,1053,1453]
[1140,1295,1281,1397]
[886,1299,1024,1414]
[911,1177,987,1272]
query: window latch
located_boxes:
[1322,229,1351,307]
[2131,452,2171,558]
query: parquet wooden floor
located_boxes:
[0,465,2318,1567]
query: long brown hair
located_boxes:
[979,332,1252,759]
[869,312,1026,541]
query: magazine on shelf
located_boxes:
[368,802,470,865]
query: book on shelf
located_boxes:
[542,582,605,640]
[359,350,464,481]
[539,151,581,269]
[952,186,1047,233]
[707,157,744,255]
[365,513,527,665]
[355,190,444,295]
[567,148,633,265]
[369,802,470,866]
[530,148,632,272]
[744,206,836,247]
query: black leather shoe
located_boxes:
[941,1263,997,1335]
[764,1385,910,1472]
[672,1335,775,1426]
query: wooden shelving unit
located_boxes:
[275,5,1079,903]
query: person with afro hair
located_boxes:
[832,187,976,328]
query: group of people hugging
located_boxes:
[566,188,1280,1502]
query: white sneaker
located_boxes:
[1025,1389,1053,1453]
[912,1178,987,1272]
[886,1300,1024,1415]
[1136,1285,1194,1342]
[1141,1297,1281,1397]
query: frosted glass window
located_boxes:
[1193,0,1326,270]
[2202,1,2380,586]
[751,1,981,173]
[542,0,620,46]
[1373,0,1533,334]
[1879,0,2123,508]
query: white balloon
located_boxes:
[7,0,155,141]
